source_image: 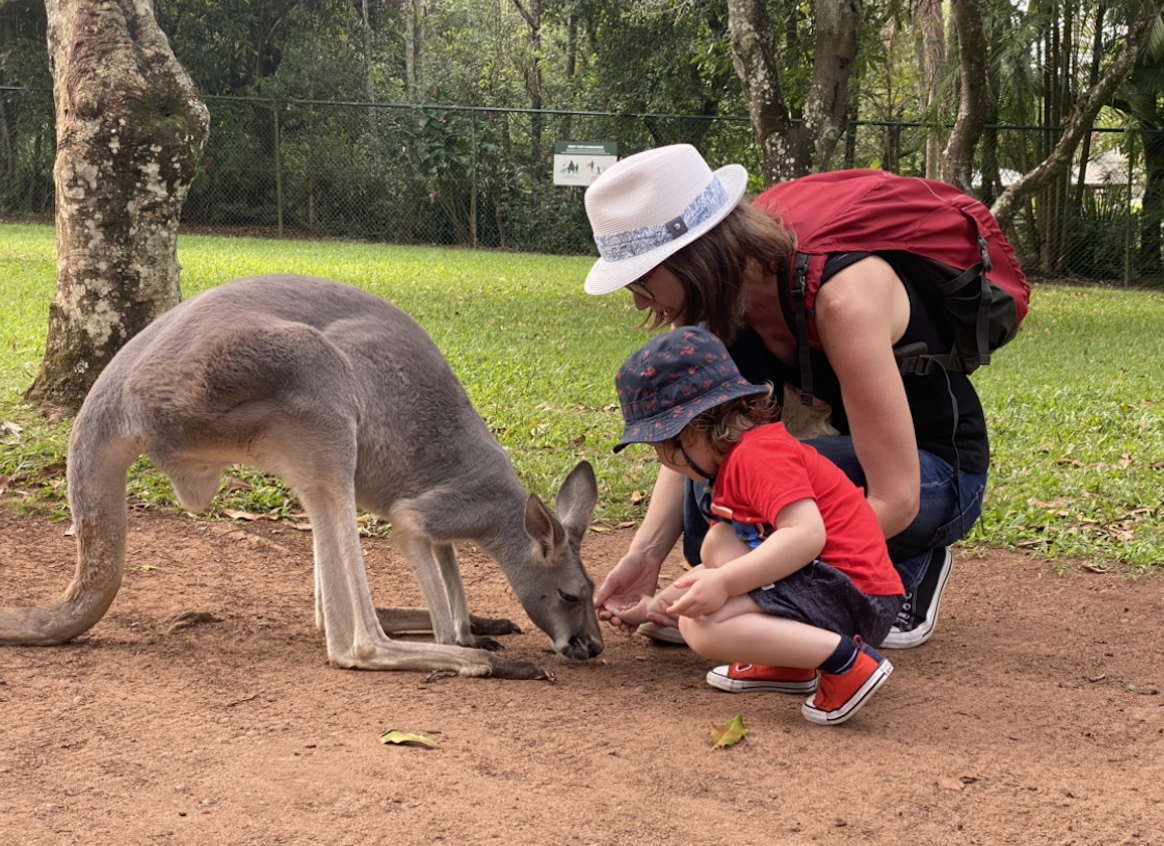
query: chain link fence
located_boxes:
[2,86,1159,285]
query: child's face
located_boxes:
[653,431,718,481]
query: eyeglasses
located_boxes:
[624,265,659,300]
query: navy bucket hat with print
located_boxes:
[614,326,770,453]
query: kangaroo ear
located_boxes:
[555,461,598,544]
[525,493,565,561]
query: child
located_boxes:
[611,326,905,725]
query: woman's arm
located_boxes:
[594,465,687,630]
[814,255,920,539]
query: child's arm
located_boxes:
[614,566,705,629]
[666,498,826,619]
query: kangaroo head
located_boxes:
[518,461,604,661]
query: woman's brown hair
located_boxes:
[657,202,796,345]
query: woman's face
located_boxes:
[627,265,687,327]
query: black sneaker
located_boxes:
[881,547,953,649]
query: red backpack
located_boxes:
[753,169,1030,405]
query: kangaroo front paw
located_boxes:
[471,636,505,652]
[469,615,523,636]
[488,657,553,681]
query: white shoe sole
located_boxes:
[706,665,819,694]
[881,548,954,649]
[801,659,893,725]
[636,622,687,645]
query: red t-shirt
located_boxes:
[711,423,903,597]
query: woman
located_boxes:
[585,144,988,652]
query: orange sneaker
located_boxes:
[801,639,893,725]
[706,663,819,694]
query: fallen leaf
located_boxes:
[223,509,272,522]
[1081,563,1110,574]
[379,730,437,749]
[710,715,748,750]
[167,611,221,633]
[1,420,23,435]
[223,477,252,492]
[937,773,978,791]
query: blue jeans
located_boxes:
[683,436,987,593]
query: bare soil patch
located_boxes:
[2,505,1163,845]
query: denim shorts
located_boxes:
[683,439,987,592]
[748,559,904,647]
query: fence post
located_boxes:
[273,100,284,239]
[1125,130,1134,287]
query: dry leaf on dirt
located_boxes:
[711,715,748,750]
[223,509,275,522]
[937,774,979,791]
[379,730,437,749]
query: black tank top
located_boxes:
[728,251,990,474]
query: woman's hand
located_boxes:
[595,549,664,634]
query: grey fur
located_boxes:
[1,275,603,679]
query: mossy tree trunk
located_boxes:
[24,0,209,418]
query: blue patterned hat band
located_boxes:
[594,178,729,262]
[613,326,771,453]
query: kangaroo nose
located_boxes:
[565,635,604,660]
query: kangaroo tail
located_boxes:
[0,401,138,645]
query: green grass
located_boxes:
[2,223,1163,569]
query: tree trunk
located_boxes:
[24,0,209,418]
[405,0,424,99]
[802,0,861,173]
[991,0,1163,230]
[940,0,989,191]
[727,0,859,184]
[513,0,544,179]
[915,0,946,179]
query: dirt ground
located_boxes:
[2,503,1163,846]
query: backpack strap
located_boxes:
[792,252,814,406]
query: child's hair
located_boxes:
[657,386,780,465]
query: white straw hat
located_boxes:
[583,144,748,295]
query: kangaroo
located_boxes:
[1,275,604,679]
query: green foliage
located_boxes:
[970,285,1164,571]
[2,226,1164,571]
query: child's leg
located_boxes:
[679,596,841,669]
[700,521,752,569]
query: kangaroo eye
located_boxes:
[558,590,580,604]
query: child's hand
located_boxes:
[644,593,680,629]
[665,568,730,619]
